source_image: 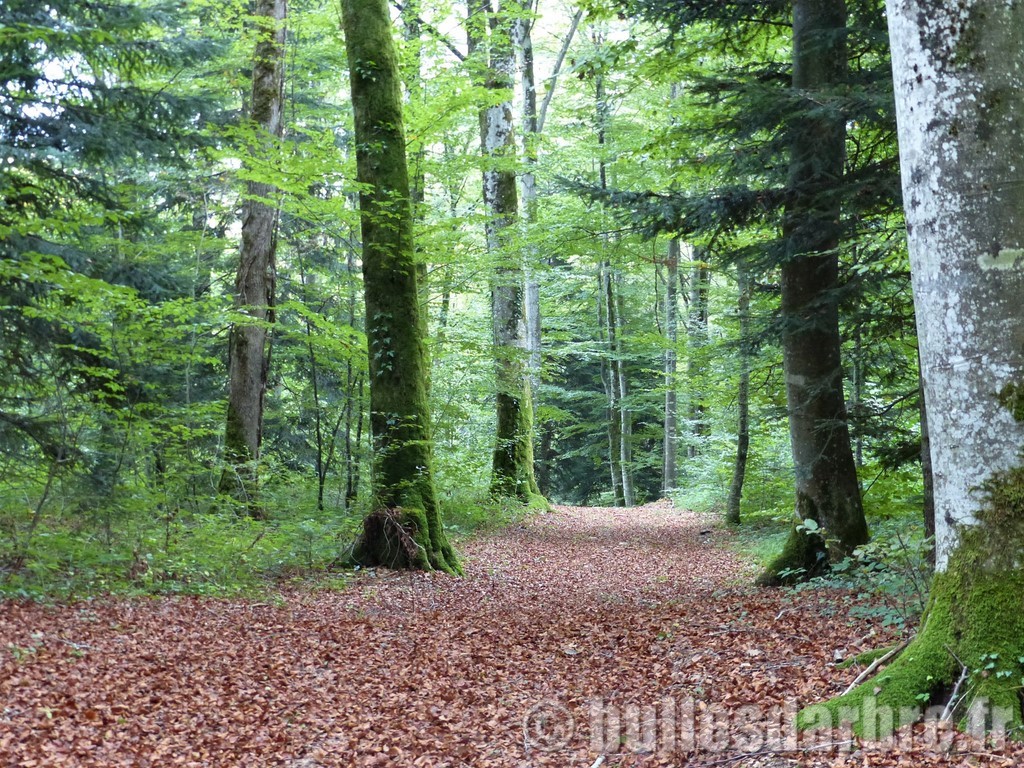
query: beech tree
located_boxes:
[816,0,1024,732]
[517,6,583,402]
[343,0,459,573]
[220,0,287,514]
[685,247,709,458]
[466,0,544,506]
[662,238,680,495]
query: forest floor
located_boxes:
[1,502,1022,767]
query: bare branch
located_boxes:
[392,1,467,61]
[536,7,583,134]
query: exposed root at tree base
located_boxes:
[350,507,461,575]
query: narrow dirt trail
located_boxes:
[0,504,1013,766]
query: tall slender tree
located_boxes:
[662,82,683,496]
[516,4,582,401]
[662,238,680,495]
[467,0,544,505]
[343,0,459,573]
[814,0,1024,733]
[725,266,751,525]
[685,247,709,458]
[219,0,287,514]
[591,34,634,505]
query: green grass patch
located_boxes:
[0,497,363,600]
[440,490,543,539]
[724,505,793,568]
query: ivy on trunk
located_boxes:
[342,0,459,573]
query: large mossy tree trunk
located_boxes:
[397,0,435,399]
[467,0,543,508]
[219,0,286,516]
[758,0,868,585]
[811,0,1024,735]
[342,0,458,574]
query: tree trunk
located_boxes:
[467,0,543,506]
[514,5,582,408]
[594,65,633,506]
[852,325,864,467]
[686,248,709,458]
[516,12,542,403]
[399,0,433,397]
[343,219,362,512]
[342,0,458,573]
[219,0,286,516]
[725,266,751,525]
[758,0,868,585]
[614,270,634,506]
[919,367,935,567]
[812,0,1024,736]
[599,264,625,506]
[297,256,327,512]
[662,238,679,496]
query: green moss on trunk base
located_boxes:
[350,506,460,574]
[756,524,828,586]
[525,492,550,512]
[803,528,1024,739]
[490,386,546,509]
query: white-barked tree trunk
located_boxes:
[810,0,1024,735]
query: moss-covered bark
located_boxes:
[491,381,546,508]
[467,0,545,509]
[342,0,458,574]
[756,514,829,586]
[805,522,1024,738]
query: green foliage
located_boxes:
[727,508,792,569]
[0,499,360,599]
[799,516,932,630]
[0,0,931,595]
[730,460,932,620]
[440,490,538,538]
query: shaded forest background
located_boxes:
[0,0,928,599]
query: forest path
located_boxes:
[1,503,917,767]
